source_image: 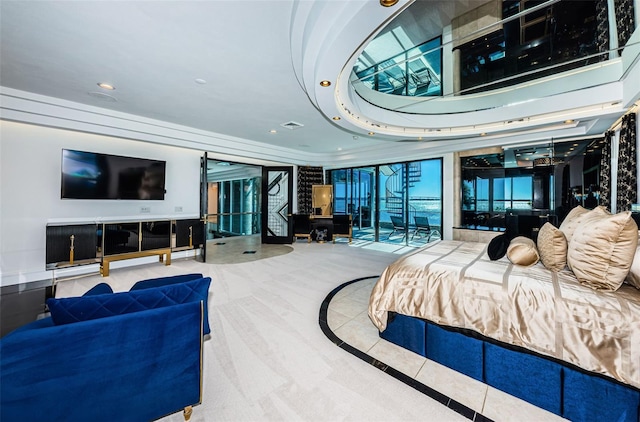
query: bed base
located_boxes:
[381,312,640,422]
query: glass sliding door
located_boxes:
[407,159,442,245]
[351,167,376,241]
[332,167,376,241]
[379,163,407,243]
[329,159,442,246]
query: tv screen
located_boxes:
[61,149,166,200]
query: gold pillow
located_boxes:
[536,222,567,272]
[625,243,640,290]
[559,206,607,245]
[507,236,540,267]
[567,211,638,291]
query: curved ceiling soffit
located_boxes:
[289,0,412,128]
[291,0,630,143]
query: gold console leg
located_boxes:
[100,263,109,277]
[183,405,193,421]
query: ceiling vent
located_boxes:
[280,121,304,130]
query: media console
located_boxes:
[46,218,204,276]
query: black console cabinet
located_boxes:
[45,218,204,273]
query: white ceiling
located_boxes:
[0,0,373,154]
[0,0,638,161]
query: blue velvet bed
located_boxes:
[369,240,640,422]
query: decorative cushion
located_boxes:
[83,282,113,296]
[559,206,607,245]
[130,273,204,291]
[536,223,567,272]
[488,233,509,260]
[567,211,638,291]
[626,244,640,290]
[47,277,212,333]
[507,236,540,267]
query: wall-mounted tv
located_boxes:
[61,149,166,200]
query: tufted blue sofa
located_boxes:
[0,273,210,422]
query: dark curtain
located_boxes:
[595,0,610,61]
[297,166,323,215]
[617,113,638,211]
[614,0,636,52]
[599,130,613,209]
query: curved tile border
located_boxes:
[319,276,493,422]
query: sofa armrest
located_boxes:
[1,301,203,422]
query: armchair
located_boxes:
[1,274,209,422]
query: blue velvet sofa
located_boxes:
[0,273,210,422]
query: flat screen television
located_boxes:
[61,149,166,200]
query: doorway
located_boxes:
[205,159,262,240]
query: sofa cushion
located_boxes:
[567,211,638,291]
[47,277,212,333]
[83,282,114,296]
[536,223,567,272]
[507,236,539,267]
[129,273,204,291]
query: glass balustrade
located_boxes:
[352,0,635,98]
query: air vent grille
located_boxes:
[280,121,304,130]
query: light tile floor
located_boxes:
[326,277,567,422]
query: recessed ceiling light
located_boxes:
[337,147,343,151]
[417,137,423,140]
[480,132,487,136]
[332,116,341,120]
[353,135,359,140]
[564,119,575,124]
[319,80,331,87]
[368,132,375,136]
[97,82,115,90]
[269,129,277,134]
[380,0,399,6]
[195,78,207,84]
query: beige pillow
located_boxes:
[559,206,607,245]
[567,211,638,291]
[507,236,540,267]
[625,243,640,290]
[536,222,567,272]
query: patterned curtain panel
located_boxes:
[297,166,323,215]
[617,113,638,211]
[595,0,610,61]
[599,131,613,209]
[614,0,636,52]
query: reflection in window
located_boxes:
[460,138,604,237]
[354,35,442,97]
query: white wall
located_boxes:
[0,121,201,286]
